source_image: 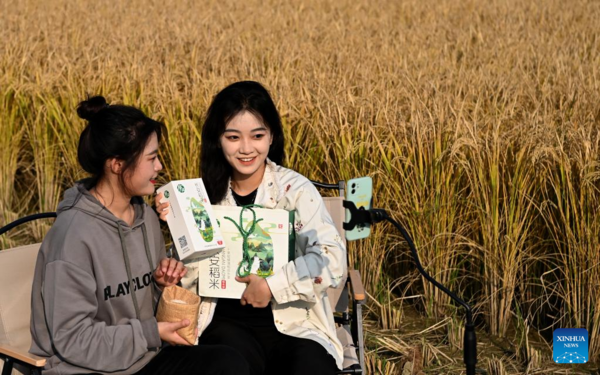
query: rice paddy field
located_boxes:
[1,0,600,373]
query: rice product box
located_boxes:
[157,179,225,260]
[197,205,295,299]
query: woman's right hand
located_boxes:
[155,192,170,221]
[158,320,194,346]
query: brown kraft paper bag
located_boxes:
[156,285,201,345]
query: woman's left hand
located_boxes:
[236,274,272,308]
[154,258,187,289]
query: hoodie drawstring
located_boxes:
[118,222,155,320]
[141,223,156,303]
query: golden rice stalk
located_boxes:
[0,89,26,248]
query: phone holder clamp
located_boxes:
[342,201,387,230]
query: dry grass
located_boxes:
[2,0,600,373]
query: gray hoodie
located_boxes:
[30,181,165,374]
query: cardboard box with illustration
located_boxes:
[157,179,225,260]
[196,205,295,299]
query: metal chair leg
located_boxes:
[350,298,365,374]
[2,357,14,375]
[356,302,365,372]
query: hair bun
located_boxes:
[77,96,109,120]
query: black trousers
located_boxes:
[134,345,250,375]
[197,315,338,375]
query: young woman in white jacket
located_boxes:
[156,81,346,375]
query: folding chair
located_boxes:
[0,214,55,375]
[317,181,366,374]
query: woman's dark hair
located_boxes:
[77,95,166,193]
[201,81,285,203]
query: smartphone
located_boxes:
[345,176,373,241]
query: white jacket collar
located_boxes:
[222,159,280,208]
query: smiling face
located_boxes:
[220,111,272,188]
[124,132,162,196]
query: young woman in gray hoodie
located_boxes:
[29,96,250,375]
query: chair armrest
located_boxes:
[348,269,365,302]
[0,344,46,367]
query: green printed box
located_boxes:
[158,179,225,260]
[197,205,295,299]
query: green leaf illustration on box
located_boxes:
[246,222,274,277]
[190,197,214,242]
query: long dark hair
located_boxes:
[77,95,166,193]
[201,81,285,203]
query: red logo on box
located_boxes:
[217,240,223,245]
[221,280,227,289]
[278,224,283,229]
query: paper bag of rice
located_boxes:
[156,285,201,345]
